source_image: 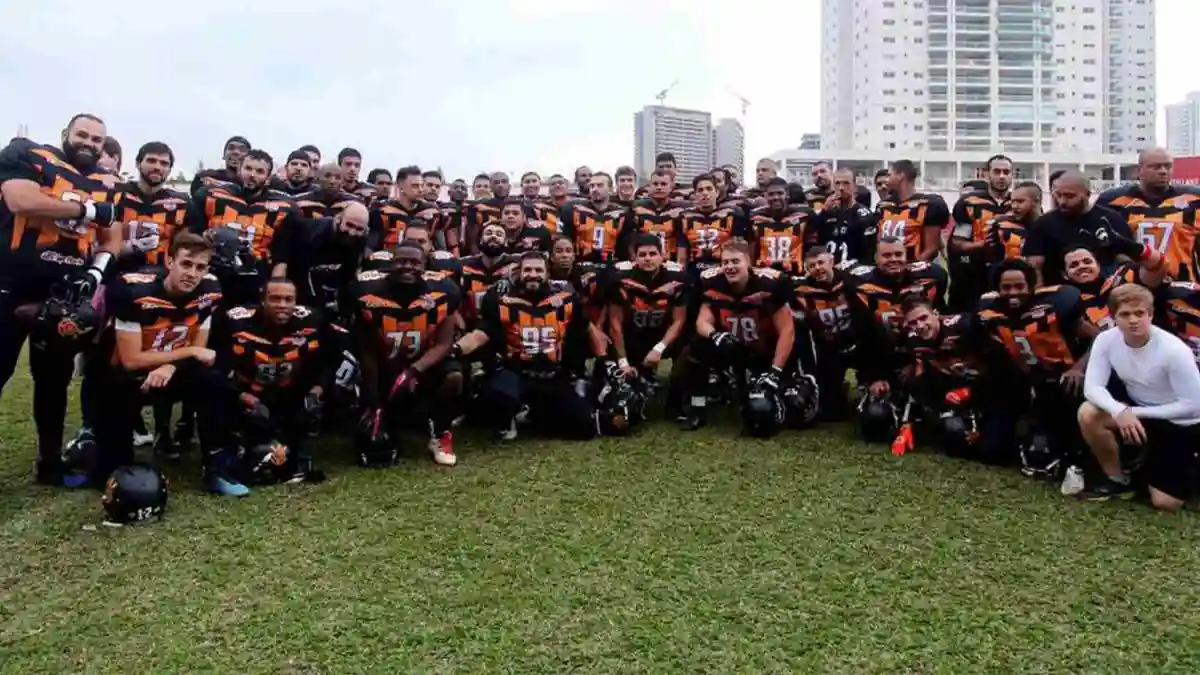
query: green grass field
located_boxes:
[2,360,1200,674]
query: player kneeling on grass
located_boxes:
[457,251,602,441]
[92,233,243,495]
[681,241,795,437]
[346,242,462,467]
[214,277,337,485]
[1077,284,1200,511]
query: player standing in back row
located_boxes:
[876,160,950,264]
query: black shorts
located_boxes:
[1140,418,1200,501]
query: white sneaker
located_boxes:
[514,405,531,425]
[498,418,518,441]
[428,432,457,466]
[1060,465,1085,496]
[132,431,155,447]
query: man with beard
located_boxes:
[422,170,444,203]
[347,244,462,466]
[337,147,377,204]
[680,241,795,433]
[793,249,858,420]
[561,172,631,265]
[873,169,891,206]
[399,220,462,284]
[1096,147,1200,283]
[744,157,779,204]
[802,161,833,212]
[456,222,519,327]
[0,113,122,485]
[93,234,237,493]
[298,145,320,168]
[369,165,442,253]
[749,177,815,276]
[607,234,691,414]
[293,169,370,310]
[976,258,1097,481]
[498,198,551,253]
[462,172,510,256]
[113,142,191,272]
[948,154,1014,311]
[614,166,638,208]
[627,169,688,261]
[367,169,393,202]
[876,160,950,264]
[272,150,315,196]
[517,171,560,235]
[188,149,300,305]
[190,135,250,197]
[217,277,337,484]
[847,236,948,423]
[1060,241,1167,331]
[985,181,1042,266]
[813,168,874,266]
[1023,171,1133,285]
[572,165,593,199]
[464,251,598,441]
[678,173,750,273]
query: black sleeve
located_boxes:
[0,139,42,183]
[270,210,297,265]
[479,295,506,347]
[1021,214,1052,258]
[558,204,575,241]
[365,207,385,252]
[924,195,951,231]
[855,185,872,209]
[1094,205,1133,239]
[186,189,209,234]
[562,296,591,374]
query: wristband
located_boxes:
[652,342,667,354]
[617,358,629,369]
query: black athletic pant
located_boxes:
[483,369,596,439]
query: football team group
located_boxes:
[2,112,1199,523]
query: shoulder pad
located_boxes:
[614,260,635,271]
[203,273,218,281]
[1171,281,1200,290]
[293,306,312,319]
[849,265,873,277]
[909,261,931,272]
[1037,285,1062,293]
[753,267,782,279]
[227,306,256,320]
[357,269,388,282]
[835,259,859,271]
[980,291,999,300]
[367,250,393,261]
[431,250,456,260]
[120,272,157,284]
[422,270,447,281]
[663,261,683,272]
[700,266,723,279]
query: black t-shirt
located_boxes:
[1022,205,1133,285]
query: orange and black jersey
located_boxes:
[294,189,363,221]
[846,261,948,344]
[976,285,1090,381]
[360,249,462,286]
[950,190,1011,265]
[1070,262,1139,331]
[678,205,751,268]
[343,181,379,206]
[189,168,237,199]
[459,253,519,322]
[368,198,441,251]
[346,270,461,367]
[111,183,191,271]
[804,187,831,214]
[984,213,1031,264]
[507,223,552,254]
[481,287,590,378]
[271,177,315,197]
[104,270,222,369]
[811,204,873,265]
[1095,183,1200,281]
[524,199,562,235]
[464,198,505,252]
[560,200,631,264]
[874,192,951,260]
[438,200,464,237]
[749,204,814,275]
[606,260,690,343]
[552,264,607,326]
[899,312,989,384]
[792,273,855,353]
[0,139,115,295]
[216,304,328,395]
[189,183,298,268]
[1156,281,1200,362]
[699,266,793,355]
[628,198,688,259]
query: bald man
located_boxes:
[1023,171,1134,285]
[290,189,369,310]
[1095,147,1200,282]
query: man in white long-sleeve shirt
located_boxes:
[1078,284,1200,511]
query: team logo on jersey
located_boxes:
[227,306,256,320]
[1175,196,1191,210]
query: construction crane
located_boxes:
[655,80,680,104]
[727,88,750,117]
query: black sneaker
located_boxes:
[1076,479,1136,502]
[173,417,195,447]
[677,409,707,431]
[154,433,182,461]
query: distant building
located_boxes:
[799,134,821,150]
[1166,92,1200,157]
[713,118,745,183]
[633,105,714,184]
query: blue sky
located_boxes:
[1,0,1192,179]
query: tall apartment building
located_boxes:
[633,105,713,184]
[713,118,745,181]
[1166,92,1200,157]
[819,0,1155,155]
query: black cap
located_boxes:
[224,135,251,151]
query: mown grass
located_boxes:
[1,358,1199,674]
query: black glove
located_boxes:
[63,269,96,302]
[710,331,734,350]
[303,390,324,422]
[603,360,623,381]
[491,277,512,296]
[1100,220,1148,260]
[757,365,783,392]
[79,200,116,228]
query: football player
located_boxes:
[500,198,551,253]
[802,162,834,213]
[682,241,795,434]
[572,165,593,199]
[367,168,393,202]
[976,258,1098,479]
[216,277,338,483]
[275,149,315,196]
[463,172,506,255]
[0,113,122,485]
[948,154,1013,311]
[984,181,1042,266]
[749,177,814,276]
[813,168,874,266]
[92,233,237,494]
[189,135,250,197]
[614,166,639,208]
[561,172,631,266]
[678,173,750,273]
[877,160,950,264]
[347,243,462,466]
[468,251,600,441]
[1023,171,1133,286]
[368,165,442,253]
[627,169,688,261]
[1061,239,1166,332]
[1095,148,1200,282]
[546,174,573,210]
[336,147,376,204]
[457,222,519,328]
[792,248,858,420]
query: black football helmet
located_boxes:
[206,226,257,276]
[101,464,168,524]
[856,393,897,443]
[783,373,821,428]
[743,385,785,438]
[1020,432,1060,480]
[30,278,102,348]
[356,408,397,468]
[595,372,646,437]
[62,429,99,483]
[937,410,980,458]
[238,441,292,485]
